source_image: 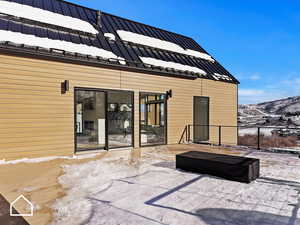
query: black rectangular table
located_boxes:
[176,151,260,183]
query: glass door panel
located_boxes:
[75,90,106,151]
[107,91,133,148]
[140,93,166,146]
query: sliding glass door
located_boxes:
[140,93,167,146]
[107,91,133,149]
[75,88,133,152]
[75,90,106,151]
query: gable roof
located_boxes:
[0,0,239,84]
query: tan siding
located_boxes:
[201,79,238,145]
[0,53,237,160]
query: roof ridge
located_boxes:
[54,0,97,12]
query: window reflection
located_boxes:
[107,91,133,148]
[76,90,106,151]
[140,93,166,146]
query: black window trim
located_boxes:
[74,86,134,153]
[139,91,168,147]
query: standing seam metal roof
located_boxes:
[0,0,239,84]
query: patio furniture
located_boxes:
[176,151,260,183]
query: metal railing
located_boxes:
[179,125,300,152]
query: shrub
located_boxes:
[238,134,258,147]
[238,134,298,148]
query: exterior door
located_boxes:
[193,96,209,142]
[107,91,134,149]
[75,88,134,152]
[75,90,106,151]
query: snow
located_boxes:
[0,156,69,165]
[0,30,124,61]
[0,0,98,34]
[117,30,215,62]
[104,33,116,41]
[0,153,99,165]
[212,73,233,81]
[140,57,207,75]
[239,127,274,136]
[20,186,39,192]
[185,49,215,62]
[51,149,300,225]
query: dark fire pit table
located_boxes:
[176,151,260,183]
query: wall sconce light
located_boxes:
[166,89,172,99]
[61,80,69,94]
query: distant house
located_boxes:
[0,0,239,160]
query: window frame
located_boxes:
[139,92,168,147]
[74,87,134,153]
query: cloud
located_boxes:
[236,72,261,81]
[249,74,261,80]
[238,88,292,104]
[238,72,300,104]
[282,77,300,85]
[239,89,264,97]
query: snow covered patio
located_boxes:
[1,144,300,225]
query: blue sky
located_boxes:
[71,0,300,104]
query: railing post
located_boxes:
[179,126,187,144]
[185,125,188,143]
[188,125,191,143]
[219,126,222,146]
[257,127,260,150]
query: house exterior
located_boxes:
[0,0,239,160]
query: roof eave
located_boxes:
[0,44,198,80]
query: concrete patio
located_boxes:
[0,144,300,225]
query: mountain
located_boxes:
[238,96,300,127]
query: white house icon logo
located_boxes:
[10,195,33,217]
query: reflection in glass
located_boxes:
[140,93,166,146]
[76,90,105,151]
[107,91,133,148]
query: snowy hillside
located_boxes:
[239,96,300,126]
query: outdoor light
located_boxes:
[61,80,69,94]
[166,89,173,99]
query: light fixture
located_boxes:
[61,80,69,94]
[166,89,172,99]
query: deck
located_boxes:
[0,144,299,225]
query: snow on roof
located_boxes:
[117,30,215,62]
[0,30,120,60]
[140,57,207,75]
[104,33,116,41]
[0,0,98,34]
[213,73,233,81]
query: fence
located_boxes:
[179,125,300,151]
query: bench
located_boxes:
[176,151,260,183]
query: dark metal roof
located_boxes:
[0,0,239,84]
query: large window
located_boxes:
[140,93,167,146]
[75,90,106,151]
[75,88,133,152]
[107,91,133,149]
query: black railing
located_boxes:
[180,125,300,152]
